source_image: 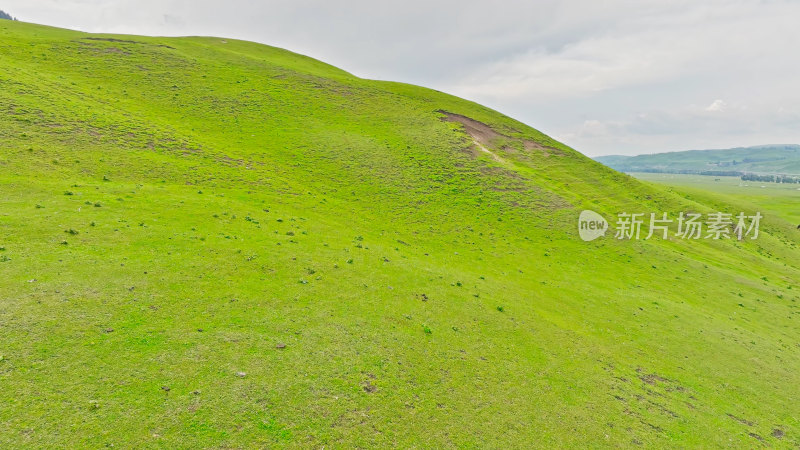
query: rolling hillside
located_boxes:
[596,145,800,176]
[1,21,799,447]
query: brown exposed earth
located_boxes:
[439,111,563,162]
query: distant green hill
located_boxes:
[1,21,799,447]
[596,145,800,176]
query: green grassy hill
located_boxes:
[1,21,799,447]
[596,145,800,176]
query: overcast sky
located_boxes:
[4,0,799,156]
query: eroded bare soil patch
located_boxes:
[439,111,564,161]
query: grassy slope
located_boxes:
[0,21,799,448]
[596,145,800,176]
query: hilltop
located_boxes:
[596,144,800,176]
[0,21,799,447]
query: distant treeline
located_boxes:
[741,174,800,184]
[0,10,16,20]
[624,168,746,176]
[699,170,743,176]
[623,168,800,183]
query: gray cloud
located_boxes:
[5,0,800,155]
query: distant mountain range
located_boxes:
[0,10,15,20]
[595,144,800,176]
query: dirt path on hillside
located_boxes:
[439,111,508,163]
[439,111,563,162]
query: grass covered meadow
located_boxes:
[1,21,799,447]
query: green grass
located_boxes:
[1,21,799,448]
[633,173,800,225]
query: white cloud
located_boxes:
[560,101,800,155]
[706,100,728,112]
